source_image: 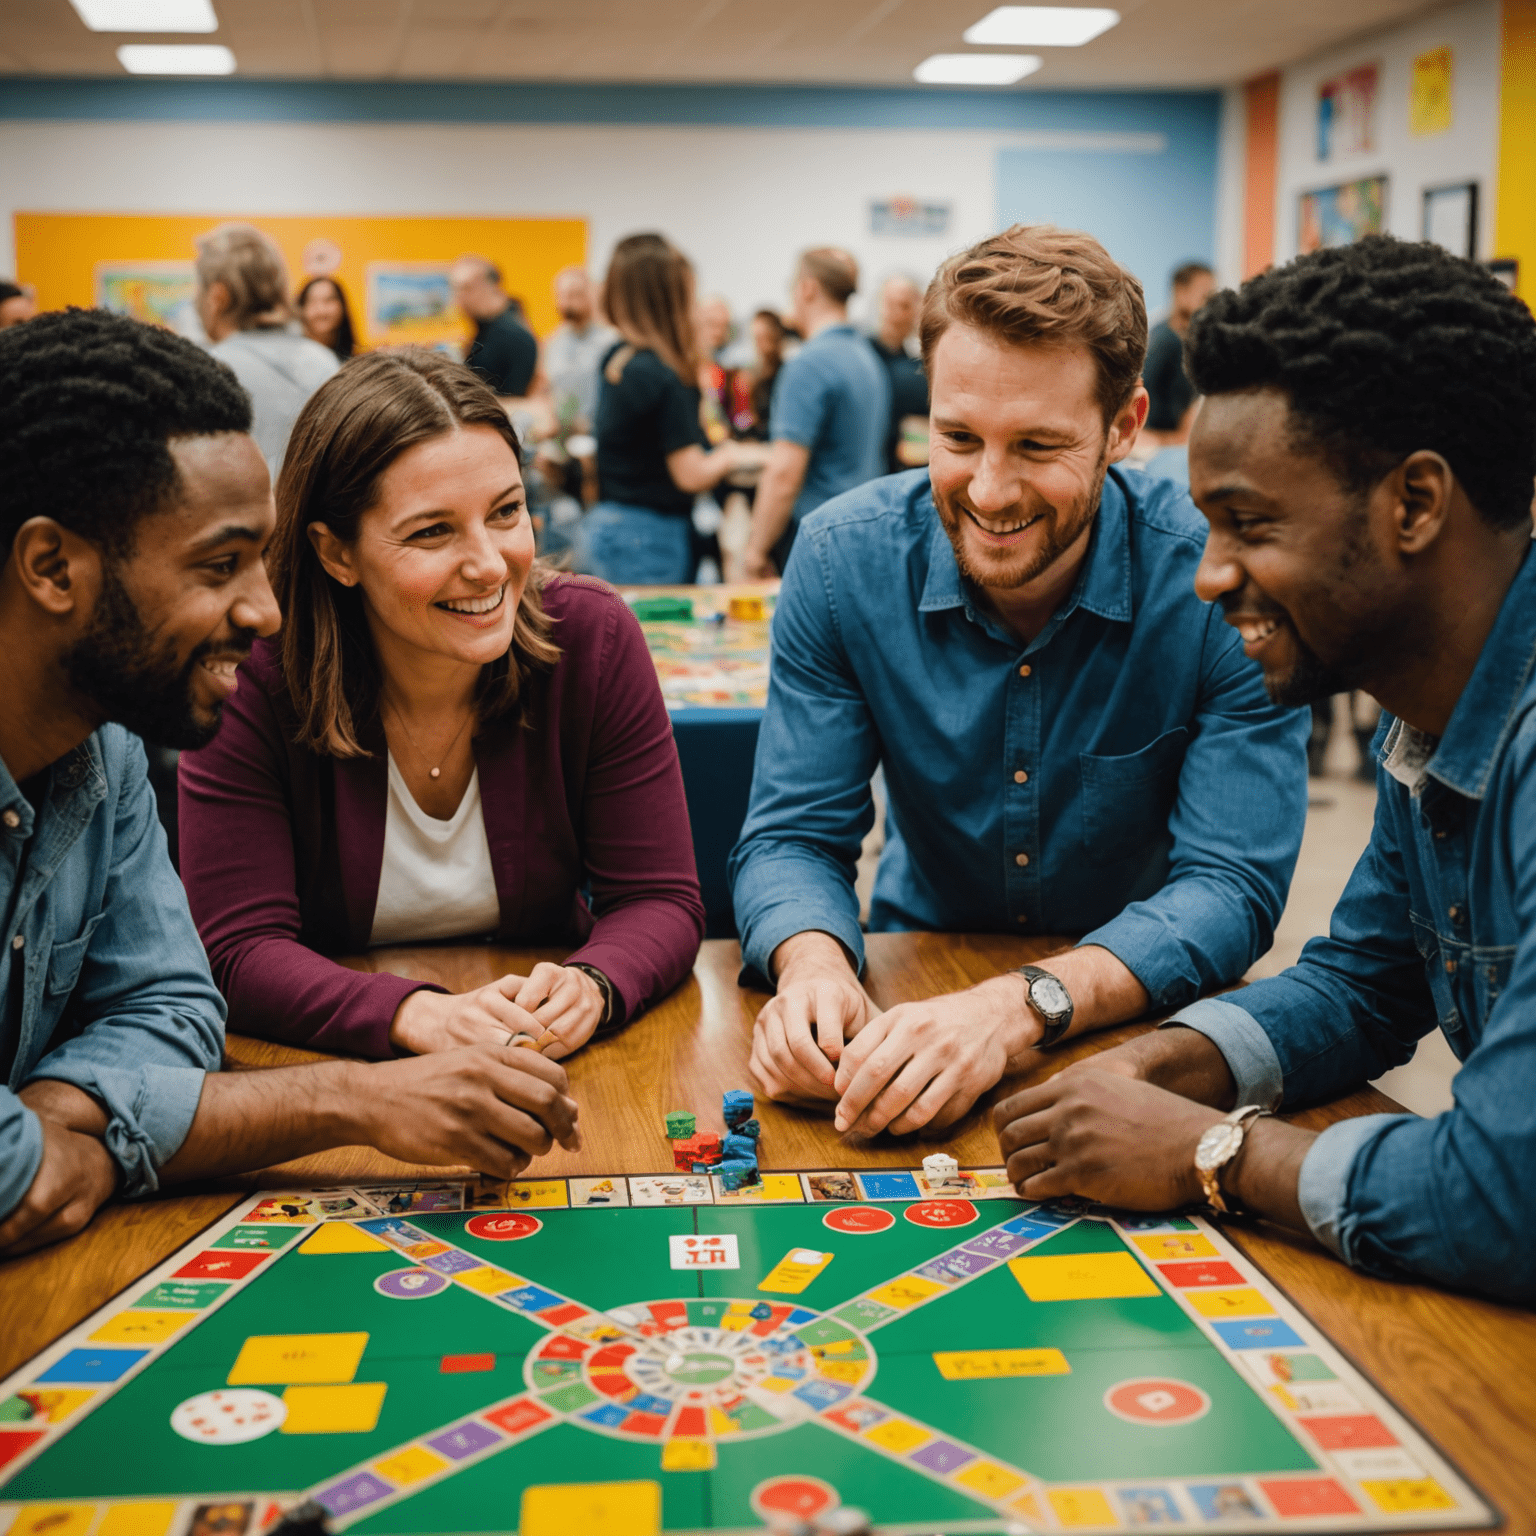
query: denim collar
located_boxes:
[1421,541,1536,801]
[0,733,108,840]
[917,467,1136,626]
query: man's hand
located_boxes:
[994,1067,1222,1208]
[832,973,1037,1136]
[750,932,876,1104]
[741,548,777,580]
[0,1114,118,1257]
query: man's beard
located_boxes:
[62,561,244,751]
[1260,631,1353,708]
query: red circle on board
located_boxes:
[1104,1377,1211,1425]
[465,1212,542,1241]
[904,1199,979,1229]
[823,1206,896,1235]
[750,1476,838,1520]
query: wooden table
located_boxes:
[4,934,1533,1531]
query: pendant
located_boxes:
[430,767,441,779]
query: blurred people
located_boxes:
[194,223,338,479]
[1142,260,1215,445]
[0,281,35,328]
[739,309,790,441]
[743,248,889,577]
[589,234,742,584]
[869,274,930,473]
[450,255,537,400]
[543,266,616,430]
[697,295,733,364]
[295,275,357,361]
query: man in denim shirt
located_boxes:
[729,226,1308,1136]
[994,239,1536,1304]
[0,312,578,1255]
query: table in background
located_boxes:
[621,580,778,938]
[3,933,1534,1531]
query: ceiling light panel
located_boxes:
[117,42,235,72]
[72,0,218,31]
[964,7,1120,47]
[913,53,1042,84]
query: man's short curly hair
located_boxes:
[0,307,252,558]
[1185,236,1536,531]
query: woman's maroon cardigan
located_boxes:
[178,575,705,1057]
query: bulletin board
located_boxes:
[11,213,588,350]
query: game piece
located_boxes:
[737,1118,761,1140]
[921,1152,959,1182]
[722,1132,757,1163]
[717,1158,758,1191]
[675,1132,721,1171]
[269,1500,332,1536]
[664,1111,696,1139]
[728,594,766,621]
[631,594,694,622]
[722,1089,754,1127]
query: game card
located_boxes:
[628,1175,712,1206]
[913,1170,982,1199]
[713,1173,803,1204]
[569,1177,629,1209]
[669,1234,740,1270]
[759,1248,834,1294]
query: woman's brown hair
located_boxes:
[269,348,560,758]
[600,232,699,385]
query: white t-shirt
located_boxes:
[369,753,501,947]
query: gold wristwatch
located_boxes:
[1193,1105,1269,1214]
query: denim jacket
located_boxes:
[0,727,224,1220]
[1173,545,1536,1301]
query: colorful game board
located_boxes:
[0,1171,1493,1536]
[631,585,776,712]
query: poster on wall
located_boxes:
[365,262,463,355]
[94,260,202,339]
[1410,45,1454,136]
[869,196,951,236]
[1423,182,1477,259]
[1317,63,1379,160]
[1299,176,1388,253]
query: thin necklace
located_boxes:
[382,695,473,781]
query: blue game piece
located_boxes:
[737,1118,761,1140]
[722,1132,757,1162]
[717,1158,757,1190]
[722,1089,754,1127]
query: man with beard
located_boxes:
[992,237,1536,1303]
[0,310,578,1256]
[728,226,1308,1135]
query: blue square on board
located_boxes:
[581,1402,629,1428]
[1211,1317,1305,1350]
[501,1284,565,1313]
[37,1347,149,1384]
[856,1172,919,1201]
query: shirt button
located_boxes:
[1015,853,1030,867]
[1016,914,1028,924]
[1014,770,1028,784]
[1,810,18,830]
[1018,665,1032,678]
[10,934,22,950]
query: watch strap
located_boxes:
[566,962,620,1034]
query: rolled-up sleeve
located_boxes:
[1160,997,1284,1109]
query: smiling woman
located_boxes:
[175,349,704,1062]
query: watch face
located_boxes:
[1030,974,1071,1017]
[1195,1124,1241,1172]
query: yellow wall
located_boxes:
[1497,0,1536,300]
[12,212,587,345]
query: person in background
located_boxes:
[450,255,538,400]
[194,224,338,479]
[587,233,742,584]
[0,310,577,1257]
[179,349,704,1060]
[743,248,890,576]
[542,266,616,431]
[738,309,790,442]
[868,274,930,474]
[1141,260,1216,446]
[697,295,734,365]
[0,281,35,328]
[296,275,358,361]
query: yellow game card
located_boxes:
[1010,1252,1159,1302]
[933,1348,1070,1380]
[280,1381,387,1434]
[714,1173,804,1204]
[227,1331,368,1385]
[1130,1232,1219,1262]
[1186,1287,1275,1318]
[506,1180,568,1209]
[866,1274,948,1311]
[758,1247,834,1294]
[1048,1487,1117,1526]
[89,1310,194,1346]
[520,1480,660,1536]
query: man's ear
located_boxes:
[7,518,100,619]
[1391,451,1455,556]
[306,521,357,587]
[1106,385,1152,464]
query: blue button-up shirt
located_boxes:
[1173,545,1536,1303]
[0,727,225,1221]
[729,468,1310,1002]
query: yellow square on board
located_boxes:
[506,1180,568,1209]
[754,1174,806,1202]
[759,1376,799,1393]
[719,1313,753,1333]
[520,1481,660,1536]
[299,1223,389,1255]
[228,1332,368,1385]
[933,1348,1070,1380]
[1361,1479,1456,1514]
[9,1506,95,1536]
[867,1274,948,1310]
[1186,1286,1275,1318]
[1009,1251,1159,1302]
[88,1310,193,1346]
[863,1418,931,1454]
[1048,1487,1117,1527]
[709,1406,737,1435]
[816,1360,866,1384]
[954,1462,1027,1499]
[373,1444,450,1485]
[1131,1232,1218,1262]
[98,1502,180,1536]
[1008,1491,1044,1522]
[280,1381,388,1434]
[660,1438,716,1471]
[455,1266,523,1296]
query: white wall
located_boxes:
[1212,84,1248,288]
[0,117,1168,330]
[1271,0,1500,263]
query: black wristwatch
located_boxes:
[1015,965,1074,1048]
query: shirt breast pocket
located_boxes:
[1079,727,1189,867]
[46,916,105,1000]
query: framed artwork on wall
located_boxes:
[1299,176,1388,254]
[1317,63,1379,160]
[1422,181,1478,259]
